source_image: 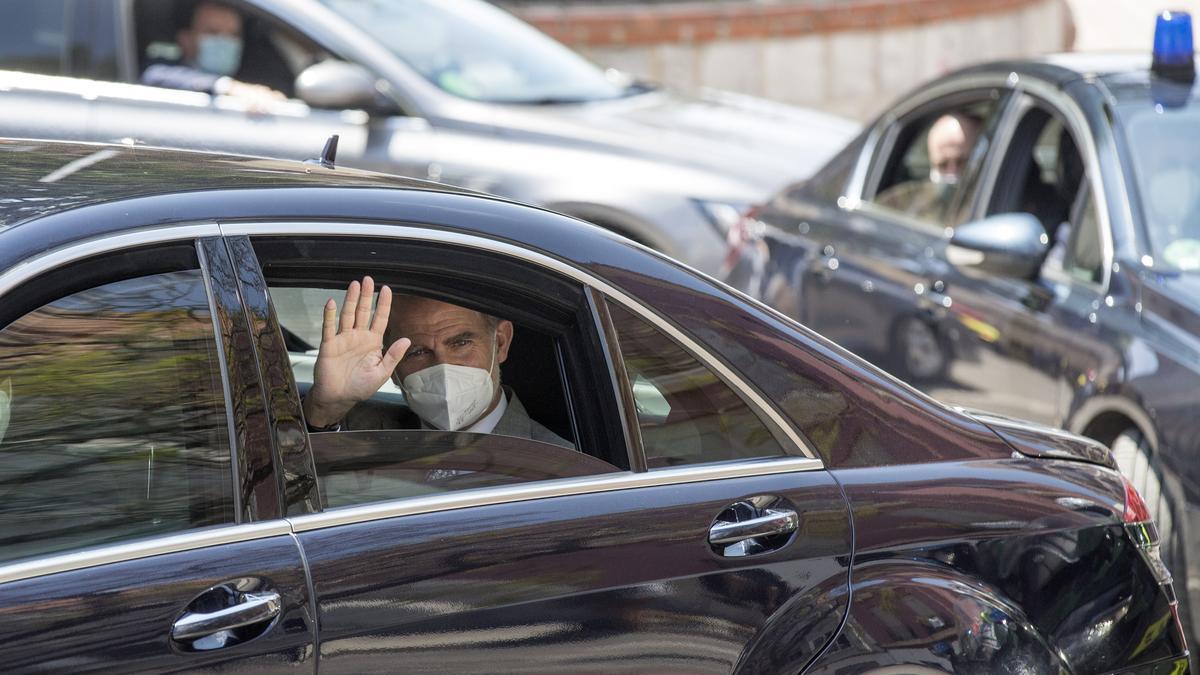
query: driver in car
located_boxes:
[301,276,573,449]
[141,0,287,109]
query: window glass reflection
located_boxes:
[605,301,786,468]
[0,270,234,563]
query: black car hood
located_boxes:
[957,408,1117,469]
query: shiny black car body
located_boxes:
[0,139,1187,673]
[731,54,1200,656]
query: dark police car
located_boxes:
[0,138,1188,672]
[727,11,1200,652]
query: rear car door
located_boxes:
[230,225,853,673]
[0,236,315,671]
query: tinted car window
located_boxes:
[605,301,785,468]
[72,0,119,80]
[988,106,1085,237]
[0,270,235,563]
[0,0,69,75]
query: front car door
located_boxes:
[226,224,853,673]
[935,83,1114,427]
[0,235,315,670]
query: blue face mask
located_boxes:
[196,34,242,77]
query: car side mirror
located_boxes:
[295,60,379,110]
[947,212,1049,279]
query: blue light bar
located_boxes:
[1152,10,1196,81]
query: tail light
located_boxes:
[1122,476,1177,604]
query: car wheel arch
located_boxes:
[805,560,1072,673]
[1068,395,1159,453]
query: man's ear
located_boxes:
[494,320,514,364]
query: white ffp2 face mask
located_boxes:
[401,352,497,431]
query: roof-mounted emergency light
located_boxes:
[1152,10,1196,82]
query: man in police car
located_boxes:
[877,112,981,223]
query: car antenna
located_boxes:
[305,134,339,169]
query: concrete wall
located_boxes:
[509,0,1072,120]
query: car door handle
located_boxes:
[708,508,799,545]
[171,590,282,642]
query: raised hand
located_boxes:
[302,276,410,428]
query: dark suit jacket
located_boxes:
[343,386,574,450]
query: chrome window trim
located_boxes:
[219,220,821,461]
[0,521,291,586]
[0,223,222,298]
[287,457,825,532]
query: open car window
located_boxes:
[253,235,630,510]
[870,94,1006,229]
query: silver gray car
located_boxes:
[0,0,857,274]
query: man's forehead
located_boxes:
[194,3,241,31]
[389,296,488,335]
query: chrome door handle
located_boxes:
[708,508,799,545]
[171,590,281,642]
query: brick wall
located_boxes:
[505,0,1072,120]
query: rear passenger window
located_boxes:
[0,1,70,75]
[605,301,786,468]
[0,269,235,563]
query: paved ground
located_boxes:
[1066,0,1200,52]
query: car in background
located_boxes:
[724,12,1200,654]
[0,137,1188,672]
[0,0,857,276]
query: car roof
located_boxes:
[949,52,1200,92]
[0,138,476,230]
[0,138,687,285]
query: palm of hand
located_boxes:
[314,328,395,402]
[306,277,410,423]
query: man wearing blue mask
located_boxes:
[302,277,573,449]
[141,1,286,107]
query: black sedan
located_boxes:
[0,139,1187,673]
[728,43,1200,653]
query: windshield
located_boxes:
[1121,98,1200,271]
[318,0,631,103]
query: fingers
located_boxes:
[355,276,374,330]
[321,298,336,344]
[381,337,411,374]
[339,279,360,333]
[371,285,392,335]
